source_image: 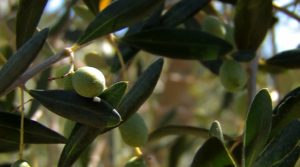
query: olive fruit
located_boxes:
[72,66,106,98]
[55,65,74,90]
[219,60,247,92]
[125,156,147,167]
[202,16,226,39]
[11,160,31,167]
[119,113,148,147]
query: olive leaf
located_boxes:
[266,49,300,69]
[234,0,272,52]
[191,137,237,167]
[270,87,300,139]
[122,29,233,61]
[0,111,66,144]
[16,0,48,48]
[253,120,300,167]
[29,90,122,128]
[77,0,163,45]
[0,29,48,95]
[161,0,210,27]
[243,89,273,167]
[58,81,128,167]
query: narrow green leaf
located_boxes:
[16,0,48,48]
[58,82,128,167]
[0,139,19,153]
[82,0,100,15]
[0,111,66,144]
[118,58,163,120]
[266,49,300,69]
[271,146,300,167]
[77,0,163,45]
[234,0,272,52]
[161,0,210,27]
[253,120,300,167]
[122,29,233,61]
[0,29,48,95]
[209,120,224,143]
[148,125,233,142]
[29,90,122,128]
[243,89,273,167]
[191,137,237,167]
[270,87,300,139]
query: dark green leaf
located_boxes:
[253,120,300,167]
[0,29,48,95]
[118,58,163,120]
[266,49,300,69]
[58,82,127,167]
[234,0,272,51]
[161,0,210,27]
[148,125,233,142]
[16,0,48,48]
[270,87,300,139]
[77,0,163,45]
[0,139,19,153]
[0,111,66,144]
[83,0,100,15]
[271,146,300,167]
[191,137,237,167]
[29,90,122,128]
[122,29,233,61]
[243,89,272,167]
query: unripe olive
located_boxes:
[125,156,147,167]
[11,160,31,167]
[55,65,74,90]
[72,66,106,98]
[219,60,247,92]
[202,16,226,39]
[119,113,148,147]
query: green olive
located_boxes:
[11,160,31,167]
[219,60,247,92]
[119,113,148,147]
[125,156,147,167]
[202,16,226,39]
[72,66,106,98]
[55,65,74,90]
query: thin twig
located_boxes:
[0,49,71,96]
[273,3,300,22]
[19,87,25,160]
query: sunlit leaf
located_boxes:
[243,89,272,167]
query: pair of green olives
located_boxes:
[55,65,106,98]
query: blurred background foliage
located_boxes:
[0,0,299,166]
